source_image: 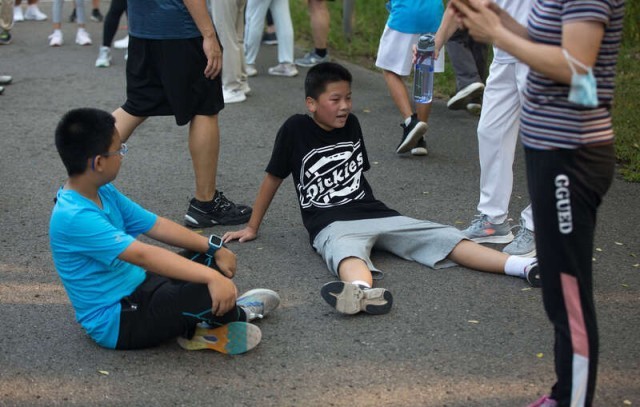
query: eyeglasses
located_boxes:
[101,143,128,158]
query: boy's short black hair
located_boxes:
[55,108,116,176]
[304,62,352,99]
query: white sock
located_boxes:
[404,116,412,126]
[350,280,371,288]
[504,256,536,278]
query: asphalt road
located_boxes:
[1,4,639,406]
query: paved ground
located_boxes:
[1,4,639,406]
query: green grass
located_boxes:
[289,1,640,181]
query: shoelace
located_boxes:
[214,191,235,211]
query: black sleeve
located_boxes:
[352,115,371,172]
[265,117,295,179]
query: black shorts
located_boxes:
[115,252,244,350]
[122,36,224,126]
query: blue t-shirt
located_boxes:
[49,183,157,349]
[386,0,444,34]
[128,0,201,40]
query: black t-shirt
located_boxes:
[266,113,400,243]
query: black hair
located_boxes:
[304,62,352,99]
[54,108,116,176]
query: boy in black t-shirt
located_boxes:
[224,62,540,315]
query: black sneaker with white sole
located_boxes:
[185,190,252,227]
[321,281,393,315]
[396,114,428,154]
[525,262,542,288]
[411,138,428,156]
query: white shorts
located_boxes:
[375,25,445,77]
[312,216,465,280]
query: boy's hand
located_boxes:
[223,226,258,243]
[207,274,238,316]
[213,247,237,278]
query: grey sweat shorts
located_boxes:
[312,216,466,280]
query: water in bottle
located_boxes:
[413,34,436,104]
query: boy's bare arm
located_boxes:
[223,174,284,243]
[119,241,237,316]
[434,3,460,57]
[145,216,237,278]
[183,0,221,79]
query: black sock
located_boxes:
[315,48,327,58]
[192,198,216,212]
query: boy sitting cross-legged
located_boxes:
[49,108,279,353]
[223,62,540,316]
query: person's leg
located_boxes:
[50,0,62,27]
[382,70,413,120]
[101,0,125,47]
[188,114,220,202]
[112,107,146,142]
[269,0,294,64]
[525,145,614,406]
[243,0,269,66]
[211,0,244,92]
[1,0,13,32]
[446,30,485,110]
[308,0,328,51]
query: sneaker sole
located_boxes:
[503,247,537,258]
[411,146,428,156]
[396,122,428,154]
[321,281,392,315]
[468,232,514,244]
[447,83,484,110]
[176,322,261,354]
[184,208,252,228]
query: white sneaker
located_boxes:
[223,88,247,104]
[113,35,129,49]
[268,63,298,77]
[48,30,63,47]
[75,29,92,46]
[13,6,24,22]
[95,46,112,67]
[240,81,251,95]
[246,64,257,77]
[24,5,47,21]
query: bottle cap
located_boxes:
[417,34,435,52]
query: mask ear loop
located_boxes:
[562,48,591,75]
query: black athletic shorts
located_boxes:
[122,36,224,126]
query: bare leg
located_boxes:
[112,107,146,143]
[383,70,413,120]
[308,0,329,49]
[337,257,374,286]
[415,101,432,124]
[447,240,508,274]
[188,114,219,202]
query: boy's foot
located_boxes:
[503,219,536,257]
[462,214,514,244]
[396,114,428,154]
[526,395,558,407]
[95,46,112,67]
[48,31,63,47]
[75,29,92,46]
[237,289,281,321]
[262,31,277,45]
[447,82,484,110]
[113,35,129,49]
[246,64,258,77]
[321,281,393,315]
[14,6,24,22]
[268,63,298,77]
[411,138,428,156]
[185,190,252,227]
[0,30,12,45]
[294,51,329,67]
[524,262,541,288]
[90,8,104,22]
[177,322,261,354]
[24,5,47,21]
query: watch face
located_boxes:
[209,235,223,248]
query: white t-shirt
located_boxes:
[493,0,532,63]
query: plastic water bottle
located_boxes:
[413,34,435,104]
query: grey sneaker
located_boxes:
[268,63,298,77]
[321,281,393,315]
[503,218,536,257]
[95,46,112,68]
[237,289,281,321]
[447,82,484,110]
[294,51,329,67]
[462,214,514,244]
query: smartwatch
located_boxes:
[207,234,223,256]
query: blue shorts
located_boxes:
[312,216,465,280]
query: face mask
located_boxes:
[562,49,598,108]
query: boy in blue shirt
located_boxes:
[224,62,541,316]
[50,108,279,353]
